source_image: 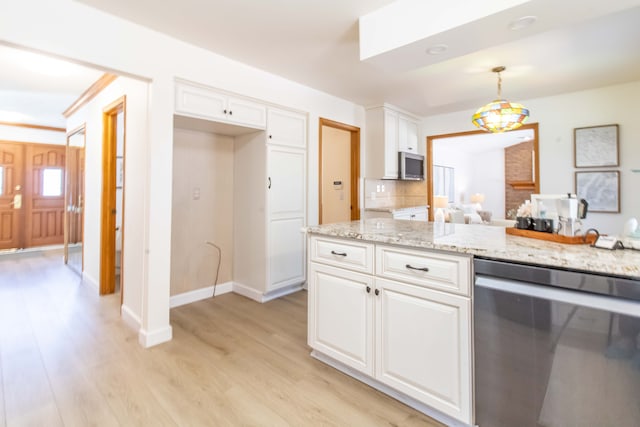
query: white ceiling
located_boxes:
[74,0,640,116]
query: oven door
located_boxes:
[474,275,640,427]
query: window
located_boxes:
[42,168,62,196]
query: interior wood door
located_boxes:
[24,144,66,248]
[0,142,24,250]
[68,146,85,244]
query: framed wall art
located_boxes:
[574,124,619,168]
[575,170,620,213]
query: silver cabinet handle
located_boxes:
[406,264,429,272]
[331,250,347,257]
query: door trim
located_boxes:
[318,118,361,224]
[426,123,539,221]
[100,96,126,296]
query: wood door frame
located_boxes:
[318,118,361,224]
[100,96,126,296]
[426,123,539,221]
[64,123,86,266]
[0,140,25,250]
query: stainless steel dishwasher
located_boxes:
[474,257,640,427]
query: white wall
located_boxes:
[1,0,365,346]
[0,124,65,145]
[66,76,149,330]
[423,81,640,234]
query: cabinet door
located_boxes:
[308,263,374,375]
[383,109,399,178]
[267,146,306,290]
[374,278,472,424]
[175,82,227,121]
[267,108,306,148]
[398,115,419,153]
[227,96,267,129]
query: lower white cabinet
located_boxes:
[307,263,374,375]
[307,235,472,425]
[375,278,471,423]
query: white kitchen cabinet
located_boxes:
[175,80,267,129]
[233,109,307,300]
[308,263,374,375]
[398,114,419,153]
[365,104,421,179]
[375,278,471,423]
[307,235,472,425]
[267,108,307,148]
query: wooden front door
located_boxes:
[0,142,24,250]
[24,144,66,248]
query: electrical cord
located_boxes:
[205,241,221,297]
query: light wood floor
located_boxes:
[0,252,443,426]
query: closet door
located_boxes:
[266,145,306,291]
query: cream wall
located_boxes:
[65,76,149,330]
[1,0,365,346]
[171,128,234,295]
[422,81,640,234]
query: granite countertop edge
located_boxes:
[305,219,640,280]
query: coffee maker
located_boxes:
[556,194,588,236]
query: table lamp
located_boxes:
[471,193,485,211]
[434,196,448,223]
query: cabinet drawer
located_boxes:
[376,245,471,296]
[310,236,374,274]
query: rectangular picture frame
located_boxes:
[575,170,620,213]
[574,124,619,168]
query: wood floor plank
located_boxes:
[0,252,444,426]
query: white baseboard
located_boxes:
[121,304,141,331]
[169,281,305,307]
[138,325,173,348]
[169,281,233,308]
[310,350,469,427]
[262,283,304,302]
[232,282,265,302]
[82,273,99,293]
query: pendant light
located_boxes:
[472,66,529,133]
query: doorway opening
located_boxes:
[426,123,540,222]
[318,118,360,224]
[64,124,86,274]
[100,96,126,296]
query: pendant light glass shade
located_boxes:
[472,66,529,133]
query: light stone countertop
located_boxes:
[306,218,640,279]
[364,205,429,213]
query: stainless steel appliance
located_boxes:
[556,193,588,236]
[398,151,424,180]
[474,258,640,427]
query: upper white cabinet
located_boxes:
[175,81,267,129]
[267,108,307,148]
[365,104,421,179]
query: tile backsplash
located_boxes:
[364,179,428,209]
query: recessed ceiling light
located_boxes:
[509,15,537,31]
[426,44,448,55]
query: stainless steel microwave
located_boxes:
[398,152,424,180]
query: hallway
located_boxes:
[0,253,441,426]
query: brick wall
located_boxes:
[504,141,534,218]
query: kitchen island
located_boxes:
[305,219,640,427]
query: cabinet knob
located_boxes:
[229,110,233,115]
[269,135,273,139]
[223,109,227,114]
[374,289,380,296]
[366,286,371,293]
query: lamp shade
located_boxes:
[434,195,449,209]
[470,193,485,204]
[472,99,529,133]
